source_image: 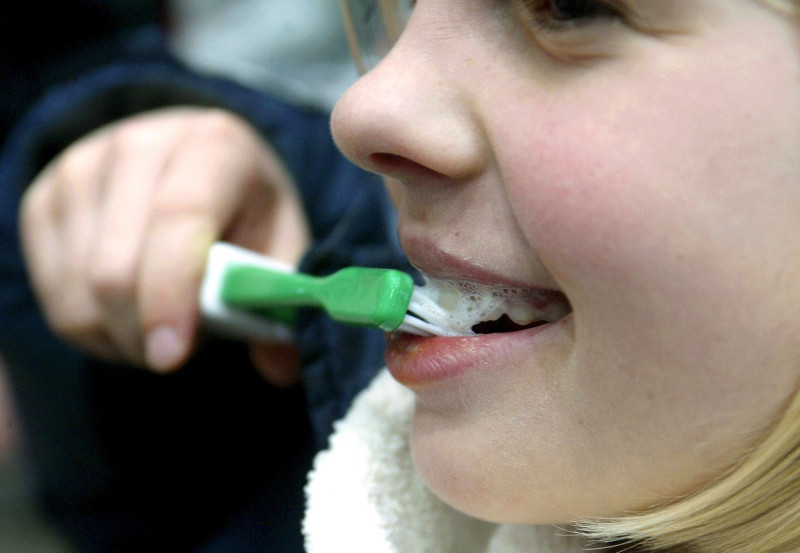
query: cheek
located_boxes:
[497,21,800,293]
[501,66,800,308]
[496,71,800,459]
[501,119,668,290]
[502,105,788,367]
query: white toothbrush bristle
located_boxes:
[402,287,464,336]
[397,314,445,336]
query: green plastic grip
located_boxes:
[220,264,414,331]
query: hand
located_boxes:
[20,107,311,385]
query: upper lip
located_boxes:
[400,235,561,292]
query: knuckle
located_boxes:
[53,140,106,186]
[193,109,255,145]
[112,120,166,150]
[48,302,99,343]
[88,258,137,302]
[20,179,53,223]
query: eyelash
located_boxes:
[520,0,625,31]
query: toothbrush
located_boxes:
[200,242,448,341]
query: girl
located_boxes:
[304,1,800,552]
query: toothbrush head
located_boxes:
[318,267,415,330]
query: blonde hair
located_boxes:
[577,385,800,553]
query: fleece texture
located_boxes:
[304,370,590,553]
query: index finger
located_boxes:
[137,112,285,371]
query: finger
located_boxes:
[19,167,66,310]
[93,114,190,278]
[20,144,134,361]
[88,116,188,364]
[22,139,121,357]
[138,111,271,371]
[57,138,124,354]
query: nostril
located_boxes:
[369,152,447,179]
[370,152,407,168]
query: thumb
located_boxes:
[249,341,302,387]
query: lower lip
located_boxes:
[385,316,571,387]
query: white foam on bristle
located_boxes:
[409,276,567,336]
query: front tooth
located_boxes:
[435,282,463,312]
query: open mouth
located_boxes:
[471,313,549,334]
[409,277,572,336]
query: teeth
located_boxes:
[412,276,571,336]
[433,282,463,313]
[507,302,540,326]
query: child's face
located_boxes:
[332,0,800,524]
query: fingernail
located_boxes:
[145,326,184,371]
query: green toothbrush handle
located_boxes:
[221,264,414,331]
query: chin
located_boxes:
[408,407,578,526]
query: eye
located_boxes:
[522,0,625,30]
[513,0,632,60]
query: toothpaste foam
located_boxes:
[409,277,567,336]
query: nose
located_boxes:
[331,17,488,182]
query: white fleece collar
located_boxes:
[303,370,589,553]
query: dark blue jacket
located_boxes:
[0,13,409,553]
